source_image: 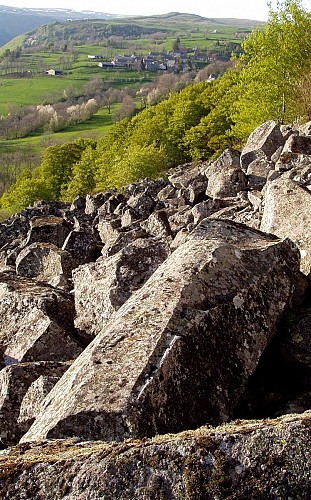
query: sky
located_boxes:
[1,0,311,21]
[0,0,275,21]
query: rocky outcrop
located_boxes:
[240,120,285,170]
[16,242,75,289]
[205,148,247,198]
[73,236,171,338]
[21,220,299,443]
[260,171,311,274]
[0,120,311,496]
[1,412,310,499]
[0,273,82,367]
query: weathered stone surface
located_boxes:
[282,133,311,156]
[70,196,86,212]
[168,164,206,190]
[0,201,70,249]
[140,210,172,239]
[247,190,262,212]
[157,184,177,202]
[73,237,171,339]
[127,193,155,219]
[167,206,193,234]
[191,198,227,225]
[240,120,284,170]
[234,304,311,421]
[18,370,70,428]
[246,158,274,189]
[97,193,127,218]
[124,178,168,201]
[84,191,113,215]
[0,274,82,366]
[0,361,69,446]
[62,228,98,266]
[206,149,247,199]
[298,120,311,136]
[22,220,299,443]
[23,216,73,248]
[280,307,311,373]
[2,413,310,498]
[99,222,148,257]
[260,174,311,275]
[15,242,75,289]
[120,207,140,227]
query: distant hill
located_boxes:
[0,7,264,50]
[125,12,263,27]
[0,5,121,47]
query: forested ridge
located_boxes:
[1,0,311,214]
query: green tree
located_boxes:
[62,146,99,201]
[36,138,96,199]
[232,0,311,140]
[106,143,168,189]
[0,170,52,212]
[184,70,239,158]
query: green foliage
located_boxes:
[0,138,96,210]
[232,0,311,139]
[105,143,169,189]
[0,169,51,212]
[36,138,96,199]
[62,146,99,200]
[0,78,238,210]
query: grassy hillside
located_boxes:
[0,11,263,201]
[0,5,119,47]
[0,12,257,114]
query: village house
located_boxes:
[46,69,63,76]
[98,61,114,68]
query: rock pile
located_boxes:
[0,120,310,497]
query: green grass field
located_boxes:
[0,66,151,115]
[1,105,115,153]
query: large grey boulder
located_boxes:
[62,228,98,266]
[23,215,72,248]
[21,220,299,443]
[0,274,82,366]
[73,237,171,339]
[260,174,311,275]
[18,370,71,430]
[168,164,207,204]
[15,242,75,289]
[2,412,311,499]
[0,361,69,446]
[246,158,274,189]
[206,148,247,199]
[240,120,284,170]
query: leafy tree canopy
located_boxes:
[232,0,311,139]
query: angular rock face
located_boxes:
[24,215,73,248]
[247,158,274,189]
[21,220,299,443]
[73,237,171,339]
[0,361,69,446]
[260,174,311,275]
[2,412,311,499]
[15,242,75,289]
[0,274,82,366]
[206,148,247,199]
[0,120,311,496]
[240,120,284,170]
